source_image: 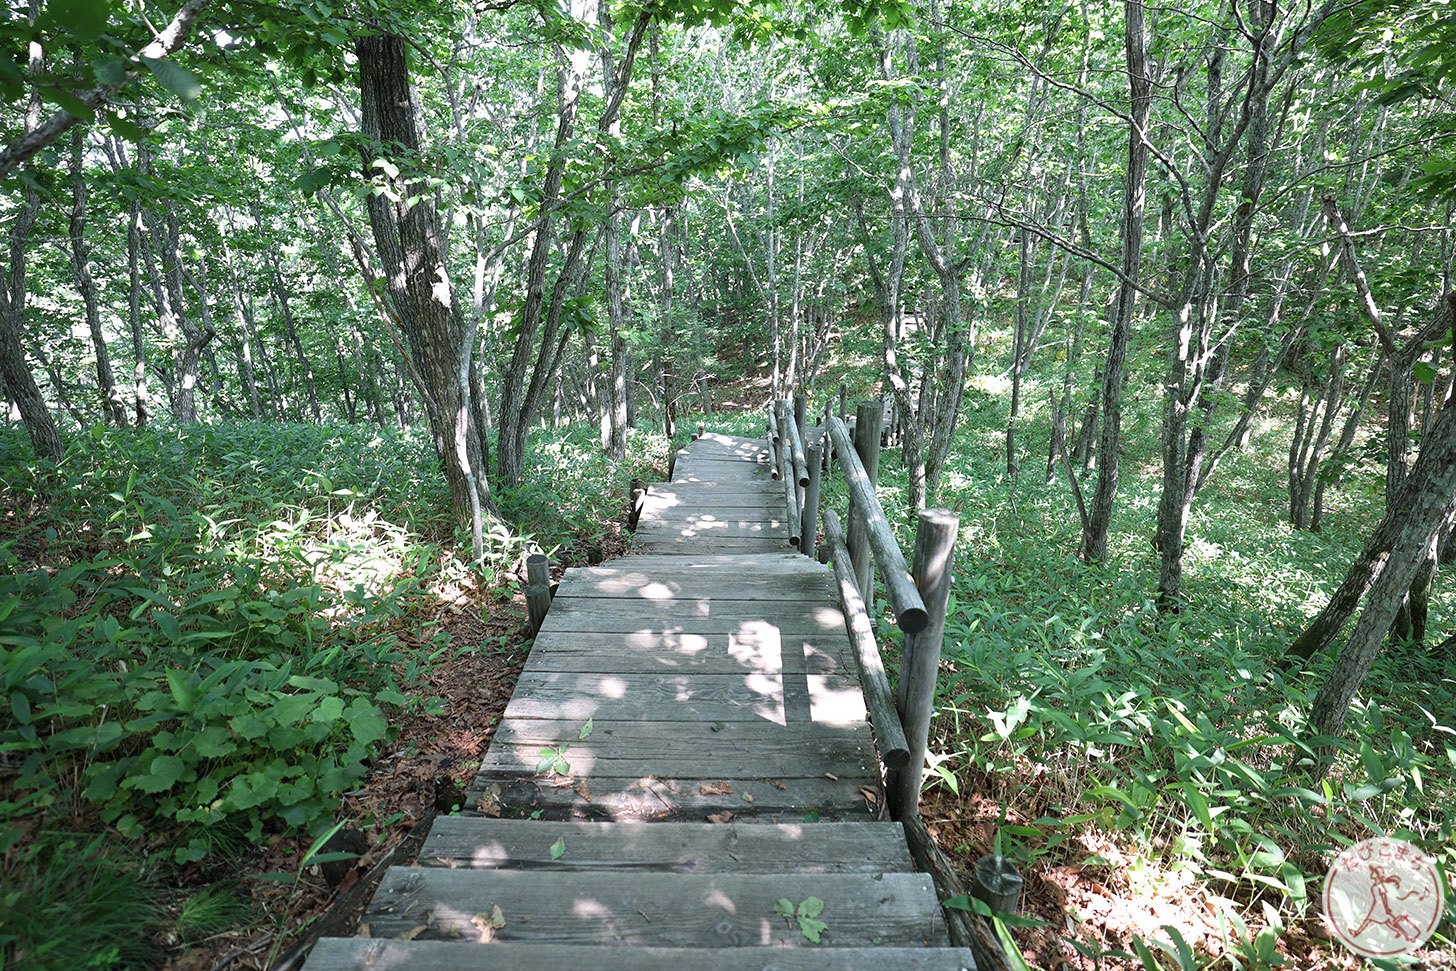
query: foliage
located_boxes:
[0,422,450,864]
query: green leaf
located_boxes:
[51,0,112,41]
[548,836,566,860]
[132,754,185,793]
[578,718,593,740]
[797,896,824,919]
[93,58,125,86]
[41,86,94,122]
[142,56,202,101]
[10,692,30,725]
[1414,360,1438,385]
[773,898,794,918]
[798,916,828,944]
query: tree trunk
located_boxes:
[69,129,126,426]
[357,30,494,526]
[1310,400,1456,743]
[1082,0,1151,563]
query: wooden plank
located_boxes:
[360,870,944,947]
[501,671,868,726]
[488,717,875,754]
[467,773,877,821]
[553,571,834,602]
[477,739,873,778]
[418,819,912,873]
[629,538,793,554]
[537,598,849,634]
[606,552,828,570]
[306,940,979,971]
[522,630,851,676]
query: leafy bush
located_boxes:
[0,423,449,862]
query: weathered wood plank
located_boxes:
[478,740,873,778]
[306,940,979,971]
[522,632,851,676]
[488,717,875,754]
[554,571,834,602]
[467,773,878,821]
[537,598,849,634]
[501,671,868,726]
[361,870,943,947]
[419,819,911,873]
[630,538,794,554]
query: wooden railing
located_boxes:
[767,393,1024,971]
[766,394,957,822]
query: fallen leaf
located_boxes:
[706,811,735,824]
[699,781,734,795]
[399,925,428,941]
[768,778,787,790]
[355,923,370,938]
[548,836,566,860]
[741,792,755,803]
[573,779,592,802]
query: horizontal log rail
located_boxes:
[824,414,928,633]
[823,508,910,769]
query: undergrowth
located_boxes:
[0,418,662,969]
[852,378,1456,966]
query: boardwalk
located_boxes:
[304,432,975,970]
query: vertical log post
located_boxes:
[793,390,807,446]
[888,508,959,820]
[847,400,884,609]
[628,478,646,530]
[838,382,847,421]
[525,553,553,636]
[972,854,1024,916]
[775,400,803,547]
[767,405,782,481]
[801,441,823,559]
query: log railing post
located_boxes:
[888,508,959,820]
[775,400,802,547]
[801,441,823,558]
[525,553,553,636]
[783,397,810,489]
[628,478,646,530]
[766,405,782,481]
[972,854,1024,916]
[793,390,807,446]
[847,400,883,610]
[824,415,926,633]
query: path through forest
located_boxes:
[301,432,974,970]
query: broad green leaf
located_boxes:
[548,836,566,860]
[142,56,202,101]
[578,718,593,740]
[797,896,824,919]
[51,0,111,41]
[773,898,794,918]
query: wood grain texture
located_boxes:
[419,818,913,873]
[361,870,946,947]
[306,940,978,970]
[466,773,877,821]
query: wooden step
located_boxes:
[418,819,913,873]
[465,771,876,821]
[305,939,978,970]
[357,869,948,947]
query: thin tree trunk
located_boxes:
[1082,0,1150,563]
[69,129,126,425]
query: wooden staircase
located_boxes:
[301,433,976,970]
